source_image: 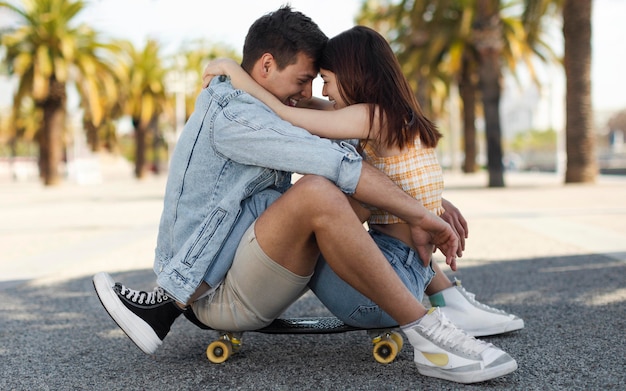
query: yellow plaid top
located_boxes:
[362,137,444,224]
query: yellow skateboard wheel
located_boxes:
[372,337,398,364]
[390,331,404,352]
[207,339,233,364]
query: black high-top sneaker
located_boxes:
[93,272,183,354]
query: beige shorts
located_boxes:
[191,222,311,331]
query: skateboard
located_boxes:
[205,316,404,364]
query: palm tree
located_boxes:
[562,0,596,183]
[472,0,506,186]
[117,39,168,179]
[523,0,596,183]
[0,0,114,185]
[73,30,124,153]
[458,47,479,173]
[358,0,554,186]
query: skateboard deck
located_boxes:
[205,316,403,364]
[258,316,361,334]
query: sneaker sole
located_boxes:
[93,272,162,355]
[466,318,525,337]
[417,358,518,384]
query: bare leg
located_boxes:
[254,175,427,325]
[425,261,454,296]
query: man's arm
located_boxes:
[352,163,459,269]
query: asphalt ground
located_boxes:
[1,166,625,390]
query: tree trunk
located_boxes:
[150,115,161,175]
[475,0,505,187]
[460,52,478,173]
[480,52,505,187]
[415,70,432,117]
[133,118,148,179]
[37,78,67,186]
[563,0,597,183]
[84,118,99,152]
[103,121,119,153]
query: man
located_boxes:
[93,6,517,384]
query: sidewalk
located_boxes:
[1,170,625,390]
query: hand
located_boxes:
[202,58,239,88]
[440,198,468,257]
[409,212,458,271]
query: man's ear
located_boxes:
[259,53,275,77]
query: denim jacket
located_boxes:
[154,77,363,303]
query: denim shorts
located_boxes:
[308,229,435,329]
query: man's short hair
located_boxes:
[241,6,328,72]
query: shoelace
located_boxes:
[457,284,509,315]
[423,310,491,356]
[118,284,170,305]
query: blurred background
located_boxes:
[0,0,624,187]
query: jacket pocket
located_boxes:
[183,208,227,268]
[243,168,277,197]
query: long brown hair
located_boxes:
[319,26,441,149]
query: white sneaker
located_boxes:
[429,279,524,337]
[403,308,518,384]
